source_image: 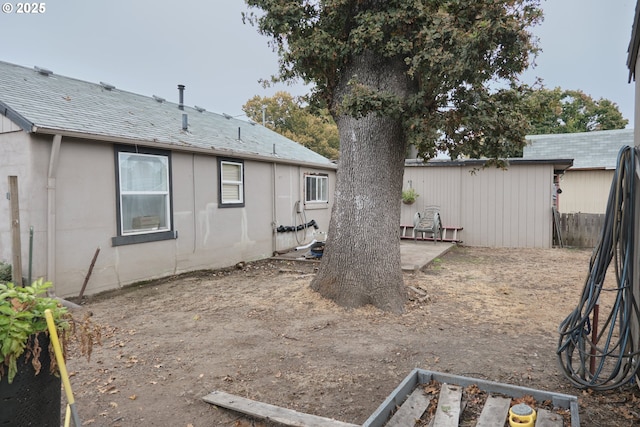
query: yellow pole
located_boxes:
[44,309,81,427]
[64,405,71,427]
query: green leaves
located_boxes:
[245,0,544,162]
[0,279,69,383]
[524,87,629,135]
[340,80,404,119]
[243,92,340,159]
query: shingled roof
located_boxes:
[523,129,633,170]
[0,61,334,167]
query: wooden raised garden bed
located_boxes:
[203,369,580,426]
[363,369,579,427]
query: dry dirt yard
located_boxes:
[66,246,640,426]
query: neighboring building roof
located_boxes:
[406,157,573,174]
[0,61,334,167]
[523,129,634,170]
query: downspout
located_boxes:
[45,135,81,310]
[47,135,61,286]
[271,162,277,255]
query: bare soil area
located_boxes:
[66,246,640,426]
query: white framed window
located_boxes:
[305,173,328,203]
[219,159,244,206]
[112,146,174,246]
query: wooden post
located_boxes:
[79,247,100,298]
[8,176,23,285]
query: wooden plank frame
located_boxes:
[362,369,580,427]
[203,390,359,427]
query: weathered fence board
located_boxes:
[431,384,462,427]
[475,396,511,427]
[535,408,564,427]
[385,387,432,427]
[558,212,604,248]
[202,390,359,427]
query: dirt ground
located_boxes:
[65,246,640,427]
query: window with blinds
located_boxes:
[219,159,244,206]
[119,152,170,234]
[112,145,175,247]
[305,173,328,203]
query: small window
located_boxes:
[219,159,244,207]
[112,146,175,246]
[305,174,328,203]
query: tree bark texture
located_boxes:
[310,51,415,313]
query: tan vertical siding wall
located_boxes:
[402,164,554,248]
[557,170,614,214]
[401,166,463,227]
[460,165,552,247]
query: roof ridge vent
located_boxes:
[222,113,233,120]
[100,81,115,91]
[153,95,166,103]
[34,66,53,76]
[194,105,206,113]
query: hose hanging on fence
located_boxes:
[557,145,640,390]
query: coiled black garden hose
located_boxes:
[557,145,640,390]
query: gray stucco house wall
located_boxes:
[0,61,335,297]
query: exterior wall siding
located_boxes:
[557,170,614,214]
[0,115,22,133]
[401,166,463,228]
[402,163,554,248]
[0,131,334,297]
[0,132,50,276]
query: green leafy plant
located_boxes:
[402,188,419,204]
[0,261,11,283]
[0,279,98,384]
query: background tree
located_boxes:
[245,0,542,313]
[243,92,339,160]
[525,87,628,135]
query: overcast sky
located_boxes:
[0,1,637,127]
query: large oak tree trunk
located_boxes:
[310,51,415,313]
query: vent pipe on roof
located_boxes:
[178,84,185,110]
[238,127,241,140]
[34,66,53,76]
[182,113,188,131]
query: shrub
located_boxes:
[0,261,11,283]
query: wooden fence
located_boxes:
[557,213,605,248]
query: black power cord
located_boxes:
[557,145,640,390]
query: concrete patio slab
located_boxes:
[272,241,456,272]
[400,241,455,272]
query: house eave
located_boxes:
[30,126,337,170]
[0,101,34,132]
[627,0,640,82]
[405,157,573,173]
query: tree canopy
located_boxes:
[243,92,340,160]
[524,87,628,135]
[244,0,543,312]
[244,0,542,163]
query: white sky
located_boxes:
[0,0,637,127]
